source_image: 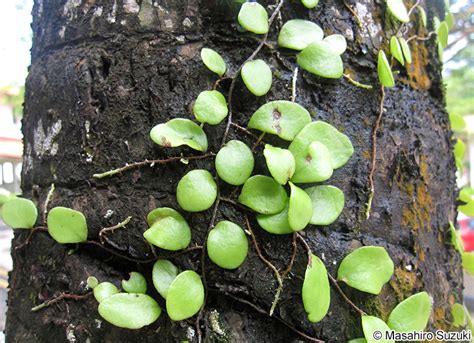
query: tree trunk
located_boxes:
[6,0,461,342]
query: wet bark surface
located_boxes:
[6,0,461,342]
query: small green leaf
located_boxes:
[446,11,454,29]
[450,221,464,254]
[433,16,441,30]
[150,118,208,152]
[288,182,313,231]
[248,100,311,141]
[418,6,427,27]
[451,303,466,327]
[193,90,228,125]
[337,246,394,295]
[98,293,161,329]
[398,37,412,64]
[144,211,191,251]
[277,19,323,50]
[390,36,404,65]
[122,272,147,294]
[297,41,344,79]
[256,202,293,235]
[289,121,354,170]
[362,316,394,343]
[301,0,319,8]
[437,21,449,48]
[241,59,272,96]
[207,221,249,269]
[450,113,466,131]
[263,145,295,185]
[215,140,254,186]
[238,175,288,214]
[237,2,269,34]
[462,252,474,276]
[377,50,395,87]
[93,282,119,303]
[455,139,465,171]
[459,188,474,216]
[323,34,347,55]
[177,169,217,212]
[166,270,204,321]
[201,48,226,77]
[290,141,333,183]
[47,207,88,244]
[302,254,330,323]
[152,259,179,299]
[87,276,99,289]
[387,0,409,23]
[152,260,179,299]
[1,197,37,229]
[305,185,345,225]
[147,207,185,227]
[387,292,432,332]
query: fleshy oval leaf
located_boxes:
[323,34,347,55]
[237,2,269,34]
[301,0,319,8]
[297,40,344,79]
[166,270,204,321]
[147,207,184,227]
[305,185,345,225]
[462,252,474,275]
[177,169,217,212]
[437,21,449,48]
[337,246,394,295]
[450,221,464,254]
[122,272,147,294]
[98,293,161,329]
[387,292,432,332]
[143,214,191,251]
[278,19,323,50]
[450,113,466,131]
[2,197,37,229]
[256,201,293,235]
[207,220,249,269]
[201,48,226,77]
[150,118,208,152]
[288,182,313,231]
[290,141,333,183]
[248,100,311,141]
[452,303,466,327]
[418,6,427,27]
[302,254,330,323]
[263,144,295,185]
[459,188,474,216]
[152,259,179,299]
[238,175,288,214]
[241,59,272,96]
[47,206,88,244]
[193,90,228,125]
[87,276,99,289]
[387,0,409,23]
[455,139,465,171]
[362,316,394,343]
[377,50,395,87]
[93,282,119,303]
[215,140,254,186]
[390,36,404,65]
[398,37,412,64]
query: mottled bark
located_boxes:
[6,0,461,342]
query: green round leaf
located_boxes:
[459,188,474,216]
[263,145,295,185]
[1,198,37,229]
[289,121,354,170]
[450,221,464,254]
[98,293,161,329]
[301,0,319,8]
[166,270,204,321]
[337,246,394,295]
[237,2,269,34]
[290,141,333,183]
[201,48,226,77]
[215,140,254,186]
[241,59,272,96]
[398,37,412,64]
[238,175,288,214]
[455,139,465,171]
[390,37,404,65]
[87,276,99,289]
[193,90,228,125]
[288,182,313,231]
[452,303,466,328]
[297,41,344,79]
[387,0,409,23]
[122,272,147,294]
[323,34,347,55]
[248,100,311,141]
[437,21,449,48]
[177,169,217,212]
[93,282,119,303]
[463,252,474,275]
[277,19,323,51]
[450,113,466,131]
[150,118,208,152]
[147,207,185,227]
[387,292,432,332]
[302,253,330,323]
[152,259,179,299]
[47,207,88,244]
[144,215,191,251]
[256,201,293,235]
[377,50,395,87]
[362,316,394,343]
[207,220,249,269]
[446,11,455,30]
[305,185,345,225]
[418,6,427,27]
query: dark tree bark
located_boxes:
[6,0,461,342]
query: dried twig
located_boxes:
[406,30,436,43]
[31,292,92,312]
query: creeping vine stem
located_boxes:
[31,292,92,312]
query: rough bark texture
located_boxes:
[6,0,462,342]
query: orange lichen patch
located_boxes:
[404,40,431,90]
[433,306,448,331]
[389,267,419,300]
